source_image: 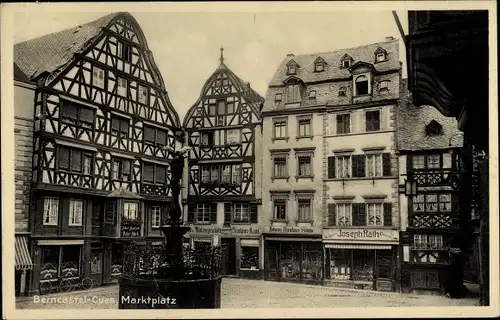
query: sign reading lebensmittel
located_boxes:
[322,228,399,242]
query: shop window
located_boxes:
[352,250,374,281]
[111,244,123,277]
[241,246,259,270]
[194,239,211,251]
[60,246,81,280]
[280,243,301,279]
[302,244,323,280]
[40,247,59,282]
[43,198,59,226]
[329,249,351,280]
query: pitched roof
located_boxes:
[219,63,264,105]
[106,187,144,199]
[14,62,34,84]
[396,79,463,151]
[14,12,122,80]
[267,38,400,86]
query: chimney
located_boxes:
[385,36,395,41]
[287,53,295,57]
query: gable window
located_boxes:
[308,90,317,99]
[227,101,235,114]
[200,132,214,146]
[151,206,162,228]
[43,198,59,226]
[336,203,352,226]
[226,129,241,144]
[355,75,369,96]
[123,202,138,221]
[365,110,381,132]
[143,162,167,184]
[69,199,83,226]
[112,158,131,181]
[61,101,95,129]
[92,67,105,89]
[339,87,347,97]
[336,155,351,178]
[111,116,130,138]
[117,77,128,97]
[274,200,287,220]
[297,155,312,177]
[118,41,132,63]
[379,80,390,93]
[297,199,312,221]
[208,103,217,116]
[298,118,312,137]
[58,147,93,174]
[196,204,211,223]
[273,119,288,139]
[144,125,167,146]
[233,203,250,222]
[412,154,442,169]
[376,52,387,63]
[273,157,288,178]
[138,85,148,104]
[217,100,226,115]
[286,83,301,103]
[425,121,444,136]
[366,154,383,177]
[336,114,351,134]
[342,60,351,68]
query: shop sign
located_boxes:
[322,228,399,242]
[265,226,321,234]
[190,225,261,235]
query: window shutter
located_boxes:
[358,203,366,226]
[358,155,366,177]
[71,150,82,172]
[327,203,336,226]
[187,204,195,222]
[327,156,336,179]
[210,203,217,223]
[351,203,360,227]
[224,203,232,225]
[382,153,392,176]
[250,204,258,223]
[383,203,392,227]
[352,156,359,178]
[59,147,70,169]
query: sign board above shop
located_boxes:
[322,228,399,243]
[264,225,322,235]
[189,225,262,236]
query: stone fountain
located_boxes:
[118,144,222,309]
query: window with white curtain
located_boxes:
[69,199,83,226]
[336,203,352,226]
[43,198,59,226]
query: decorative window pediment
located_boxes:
[348,61,375,74]
[270,190,291,201]
[286,60,300,75]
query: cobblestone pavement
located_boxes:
[16,278,480,309]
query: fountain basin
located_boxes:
[118,275,222,309]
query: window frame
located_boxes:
[411,193,452,214]
[365,109,381,132]
[123,202,139,221]
[111,158,132,182]
[142,162,167,185]
[57,147,93,174]
[151,206,162,228]
[335,155,352,179]
[144,125,168,147]
[43,197,59,226]
[273,199,287,220]
[226,128,241,145]
[60,101,95,129]
[366,202,384,227]
[411,154,443,169]
[137,85,149,105]
[117,77,128,97]
[355,75,370,96]
[196,204,212,223]
[336,203,353,226]
[92,66,105,89]
[297,117,312,138]
[338,87,347,97]
[314,61,325,72]
[376,52,387,63]
[68,199,83,227]
[297,198,313,221]
[118,40,133,63]
[111,115,130,139]
[296,154,313,178]
[272,117,288,140]
[233,203,251,223]
[341,60,351,68]
[336,113,351,134]
[285,83,301,103]
[272,156,288,179]
[365,153,383,177]
[200,131,214,146]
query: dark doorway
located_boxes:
[15,271,21,296]
[221,238,237,275]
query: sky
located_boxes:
[11,6,409,121]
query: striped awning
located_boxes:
[325,243,392,250]
[15,236,33,270]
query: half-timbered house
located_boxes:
[397,79,464,294]
[14,12,182,295]
[182,49,264,279]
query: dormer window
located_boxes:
[355,75,369,96]
[340,54,353,68]
[314,57,326,72]
[374,47,388,63]
[342,60,351,68]
[275,93,283,102]
[425,120,444,136]
[286,60,300,75]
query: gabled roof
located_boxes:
[183,62,264,127]
[374,47,387,54]
[106,187,144,199]
[396,79,463,151]
[314,56,327,64]
[267,38,400,86]
[340,53,353,61]
[14,12,123,80]
[286,59,300,67]
[14,62,34,84]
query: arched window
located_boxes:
[425,120,443,136]
[355,75,369,96]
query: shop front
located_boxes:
[322,228,399,292]
[186,225,263,279]
[263,226,323,284]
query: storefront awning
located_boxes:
[15,236,33,270]
[325,243,392,250]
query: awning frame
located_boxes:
[15,236,33,271]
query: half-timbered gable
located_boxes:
[183,53,263,200]
[15,12,181,198]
